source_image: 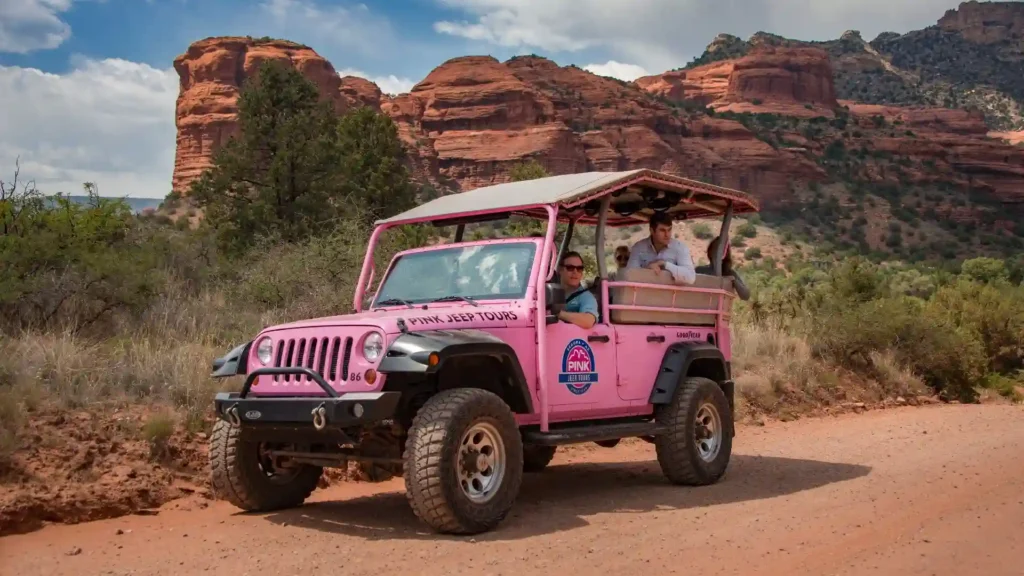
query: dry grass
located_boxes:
[731,320,928,421]
[0,280,265,450]
[0,331,226,432]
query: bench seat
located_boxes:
[607,268,734,326]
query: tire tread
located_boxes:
[403,388,523,534]
[209,419,321,511]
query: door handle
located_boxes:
[647,335,665,343]
[588,334,610,343]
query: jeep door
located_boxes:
[543,319,620,419]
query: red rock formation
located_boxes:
[635,45,837,118]
[170,36,1024,212]
[843,102,990,136]
[172,36,360,194]
[989,130,1024,145]
[838,102,1024,204]
[938,1,1024,44]
[381,55,578,190]
[340,76,383,109]
[384,54,823,202]
[634,62,730,106]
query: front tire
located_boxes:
[209,419,323,511]
[653,376,732,485]
[403,388,524,535]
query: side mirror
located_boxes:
[545,282,566,315]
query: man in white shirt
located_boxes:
[625,211,696,285]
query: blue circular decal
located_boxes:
[558,338,598,395]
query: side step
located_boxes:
[522,421,669,446]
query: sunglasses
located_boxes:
[562,264,585,272]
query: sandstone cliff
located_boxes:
[636,45,837,117]
[171,25,1024,216]
[938,1,1024,44]
[171,41,825,206]
[172,36,367,194]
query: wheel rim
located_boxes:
[693,403,722,462]
[457,422,506,503]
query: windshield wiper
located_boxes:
[430,295,479,307]
[374,298,415,309]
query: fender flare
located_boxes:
[649,341,732,405]
[378,328,533,413]
[211,340,253,378]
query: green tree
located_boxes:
[336,106,417,224]
[960,257,1009,285]
[190,60,345,253]
[508,159,548,182]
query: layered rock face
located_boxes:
[989,130,1024,145]
[842,102,1024,204]
[170,34,1024,210]
[938,1,1024,44]
[172,37,359,194]
[386,54,823,203]
[171,40,824,205]
[635,45,837,117]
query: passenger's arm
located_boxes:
[558,310,597,329]
[662,242,696,285]
[557,291,598,328]
[730,270,751,301]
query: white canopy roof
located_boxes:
[376,169,759,227]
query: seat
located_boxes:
[608,267,734,326]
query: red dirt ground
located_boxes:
[1,404,1022,575]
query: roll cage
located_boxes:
[354,169,759,311]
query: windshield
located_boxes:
[372,242,537,306]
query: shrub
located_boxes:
[691,222,714,239]
[0,183,165,335]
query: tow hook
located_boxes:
[225,404,241,427]
[311,402,327,431]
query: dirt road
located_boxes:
[2,404,1022,576]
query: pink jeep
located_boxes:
[208,169,759,534]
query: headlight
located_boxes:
[362,332,383,361]
[256,337,274,365]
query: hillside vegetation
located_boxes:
[1,60,1022,533]
[712,108,1024,262]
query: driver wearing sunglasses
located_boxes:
[556,251,598,329]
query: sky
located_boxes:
[0,0,992,199]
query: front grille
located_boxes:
[273,336,354,383]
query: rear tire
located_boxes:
[403,388,524,535]
[209,419,323,511]
[653,376,732,486]
[523,444,556,472]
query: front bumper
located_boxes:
[213,367,399,431]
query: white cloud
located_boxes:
[583,61,650,81]
[0,0,74,53]
[336,67,415,95]
[257,0,398,59]
[433,0,969,72]
[0,57,178,199]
